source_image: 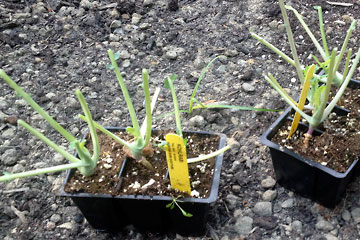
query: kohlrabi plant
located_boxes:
[164,74,231,163]
[0,70,100,182]
[79,49,155,170]
[251,0,358,87]
[256,0,360,148]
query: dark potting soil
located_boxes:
[272,88,360,173]
[64,129,220,198]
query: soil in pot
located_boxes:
[272,88,360,173]
[64,129,220,198]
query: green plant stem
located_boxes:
[322,48,360,122]
[285,5,326,60]
[17,119,82,164]
[188,55,223,113]
[0,70,76,143]
[341,49,352,83]
[192,104,281,112]
[78,114,133,149]
[312,49,337,127]
[142,69,152,147]
[279,0,305,84]
[315,6,329,57]
[187,145,231,163]
[107,49,141,137]
[265,73,312,123]
[166,75,183,138]
[0,162,86,182]
[250,33,296,67]
[140,87,160,137]
[173,198,192,217]
[333,20,356,85]
[75,89,99,176]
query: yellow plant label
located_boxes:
[288,64,315,139]
[165,133,191,195]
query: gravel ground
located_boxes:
[1,0,360,239]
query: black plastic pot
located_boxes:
[59,128,226,235]
[261,105,359,208]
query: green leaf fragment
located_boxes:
[181,210,193,217]
[164,74,178,89]
[106,64,114,70]
[114,50,121,60]
[126,127,137,137]
[313,85,326,110]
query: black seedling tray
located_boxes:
[59,128,226,235]
[261,105,359,208]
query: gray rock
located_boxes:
[233,209,242,218]
[110,20,122,29]
[315,218,334,231]
[0,97,9,109]
[120,50,131,59]
[165,50,178,60]
[80,0,91,9]
[216,65,227,74]
[139,23,151,30]
[2,149,18,166]
[242,82,255,92]
[122,60,131,68]
[12,164,25,173]
[45,92,56,99]
[262,190,277,201]
[281,198,294,208]
[110,8,119,18]
[66,97,79,109]
[15,99,27,106]
[58,222,75,230]
[0,111,9,123]
[291,220,302,234]
[131,13,142,25]
[325,233,338,240]
[278,24,286,32]
[253,201,272,216]
[261,176,276,188]
[225,49,238,57]
[143,0,154,6]
[342,209,351,221]
[53,153,65,164]
[188,115,207,128]
[234,216,253,236]
[230,160,241,172]
[50,214,61,223]
[2,128,15,138]
[83,14,96,26]
[232,185,241,193]
[48,0,61,10]
[225,194,238,210]
[46,221,56,230]
[230,117,239,125]
[33,3,47,15]
[52,177,64,193]
[193,57,206,70]
[109,34,120,42]
[269,20,278,30]
[351,208,360,223]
